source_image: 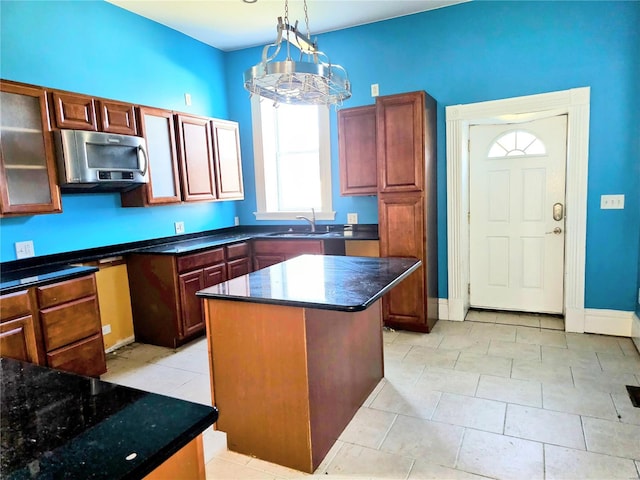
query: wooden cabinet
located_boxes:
[376,92,425,193]
[50,91,98,131]
[0,290,42,364]
[252,239,344,271]
[36,275,106,377]
[128,242,253,347]
[338,105,377,195]
[175,114,217,202]
[0,81,62,216]
[212,119,244,200]
[121,106,181,207]
[377,91,438,332]
[50,92,137,135]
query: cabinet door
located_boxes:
[338,105,377,195]
[46,333,106,377]
[253,254,286,271]
[376,92,425,193]
[175,114,217,202]
[0,81,62,216]
[212,119,244,200]
[97,100,138,135]
[0,316,39,363]
[203,263,227,288]
[227,257,252,279]
[122,106,181,206]
[178,270,206,338]
[50,91,98,130]
[379,192,427,330]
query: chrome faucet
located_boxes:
[296,208,316,232]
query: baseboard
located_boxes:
[632,313,640,351]
[104,335,135,354]
[583,309,634,337]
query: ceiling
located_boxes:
[106,0,467,51]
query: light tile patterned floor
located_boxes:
[102,311,640,479]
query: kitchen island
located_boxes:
[196,254,420,473]
[0,357,218,479]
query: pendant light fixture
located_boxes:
[243,0,351,106]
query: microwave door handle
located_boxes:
[138,145,148,177]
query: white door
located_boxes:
[469,115,567,314]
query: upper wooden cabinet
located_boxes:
[0,81,62,216]
[212,119,244,200]
[50,92,138,135]
[50,92,98,131]
[377,91,438,333]
[175,114,217,202]
[376,92,426,193]
[121,106,181,207]
[97,99,138,135]
[338,105,377,196]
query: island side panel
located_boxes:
[304,300,384,471]
[204,300,314,473]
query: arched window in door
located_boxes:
[488,130,546,158]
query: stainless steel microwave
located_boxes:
[54,129,149,192]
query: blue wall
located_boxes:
[1,1,638,313]
[0,0,237,260]
[226,1,640,312]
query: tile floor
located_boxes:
[102,311,640,479]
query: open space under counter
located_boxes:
[196,254,420,473]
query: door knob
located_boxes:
[545,227,562,235]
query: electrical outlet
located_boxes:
[184,93,192,106]
[15,240,35,259]
[600,194,625,209]
[371,83,379,97]
[174,221,185,234]
[234,216,240,226]
[347,213,358,224]
[102,324,112,335]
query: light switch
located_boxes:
[347,213,358,224]
[15,240,35,259]
[600,194,624,209]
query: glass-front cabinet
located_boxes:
[0,81,61,216]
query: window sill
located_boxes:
[254,211,336,221]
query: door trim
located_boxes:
[445,87,590,332]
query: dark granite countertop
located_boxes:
[0,357,218,480]
[0,225,378,293]
[0,265,98,295]
[196,254,421,312]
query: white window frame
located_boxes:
[250,96,335,221]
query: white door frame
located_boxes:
[445,87,590,332]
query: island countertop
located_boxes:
[0,358,218,480]
[196,254,421,312]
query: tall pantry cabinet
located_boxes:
[376,91,438,333]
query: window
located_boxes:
[488,130,546,158]
[251,96,334,220]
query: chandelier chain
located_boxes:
[303,0,310,38]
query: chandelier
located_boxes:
[243,0,351,106]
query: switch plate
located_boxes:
[347,213,358,224]
[371,84,379,97]
[174,221,185,234]
[15,240,35,259]
[600,194,624,209]
[102,324,112,335]
[184,93,192,106]
[234,216,240,226]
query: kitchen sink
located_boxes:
[267,231,342,237]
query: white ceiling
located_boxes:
[106,0,467,51]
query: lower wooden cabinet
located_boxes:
[128,242,252,348]
[252,239,344,271]
[0,274,106,377]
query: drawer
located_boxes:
[226,242,250,260]
[37,275,97,308]
[0,290,32,321]
[177,248,225,273]
[47,333,106,377]
[40,296,101,351]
